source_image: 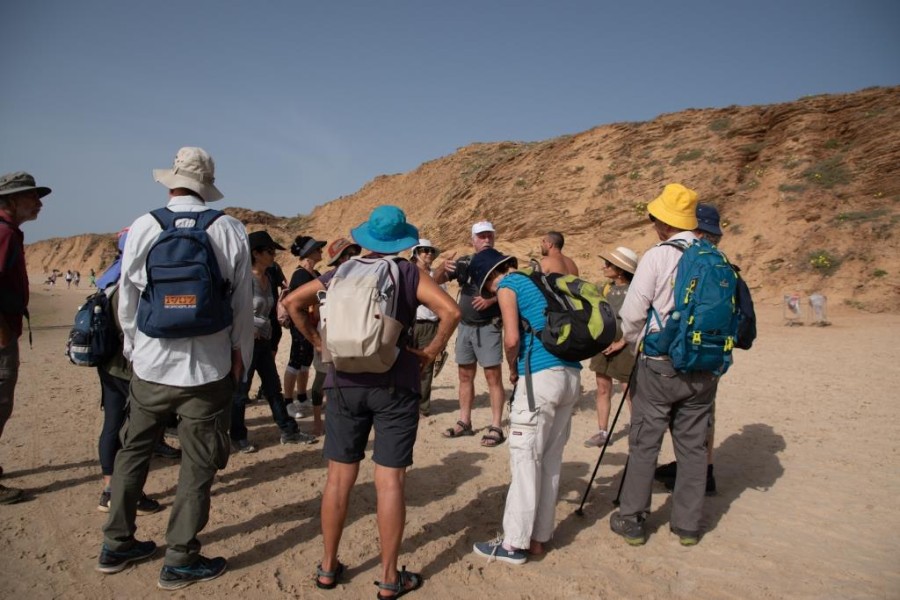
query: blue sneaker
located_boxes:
[157,555,227,590]
[472,538,527,565]
[96,540,157,574]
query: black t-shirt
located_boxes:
[289,267,319,292]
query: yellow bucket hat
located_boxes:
[647,183,699,230]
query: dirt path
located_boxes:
[1,287,897,598]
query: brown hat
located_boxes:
[326,237,361,266]
[0,172,52,198]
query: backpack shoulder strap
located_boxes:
[149,208,223,230]
[659,239,689,252]
[149,207,176,229]
[194,209,224,230]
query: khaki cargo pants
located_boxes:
[102,374,232,567]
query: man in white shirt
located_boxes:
[97,147,253,590]
[610,183,718,547]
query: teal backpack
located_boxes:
[642,238,739,375]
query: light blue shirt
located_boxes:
[498,273,582,375]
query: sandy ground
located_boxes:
[0,285,898,599]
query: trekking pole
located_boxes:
[575,364,636,516]
[612,460,628,506]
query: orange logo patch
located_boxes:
[164,295,197,308]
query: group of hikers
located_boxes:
[0,148,754,595]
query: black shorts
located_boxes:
[288,327,314,369]
[322,386,420,468]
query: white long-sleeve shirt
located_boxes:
[619,230,698,350]
[119,194,254,386]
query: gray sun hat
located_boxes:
[153,147,223,202]
[0,172,52,198]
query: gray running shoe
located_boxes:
[96,540,157,573]
[610,512,646,546]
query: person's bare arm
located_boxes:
[498,288,520,385]
[409,274,461,370]
[472,295,497,311]
[432,251,457,285]
[283,279,325,352]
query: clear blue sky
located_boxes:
[2,1,898,241]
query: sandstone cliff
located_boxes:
[27,86,900,311]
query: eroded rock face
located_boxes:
[27,86,900,311]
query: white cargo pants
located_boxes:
[502,366,581,549]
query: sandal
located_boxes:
[315,561,346,590]
[442,420,475,438]
[481,426,506,448]
[374,566,423,599]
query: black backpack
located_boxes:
[733,265,757,350]
[66,286,120,366]
[514,270,617,411]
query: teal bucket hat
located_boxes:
[350,205,419,254]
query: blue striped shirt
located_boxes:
[498,273,582,375]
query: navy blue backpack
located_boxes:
[66,286,120,366]
[136,209,233,338]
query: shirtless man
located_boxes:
[539,231,578,275]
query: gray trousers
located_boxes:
[102,374,232,566]
[619,355,717,534]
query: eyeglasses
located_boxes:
[417,247,436,254]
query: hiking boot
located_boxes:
[610,512,646,546]
[153,440,181,460]
[280,431,317,445]
[157,555,227,590]
[659,462,717,496]
[0,484,24,505]
[96,539,157,573]
[98,491,162,515]
[671,526,701,546]
[583,430,609,448]
[232,439,257,454]
[137,493,163,515]
[705,466,717,496]
[472,538,527,565]
[654,460,678,486]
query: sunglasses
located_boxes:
[417,247,436,254]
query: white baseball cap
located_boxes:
[471,221,495,235]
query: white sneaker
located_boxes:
[583,430,609,448]
[286,401,301,419]
[288,400,309,419]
